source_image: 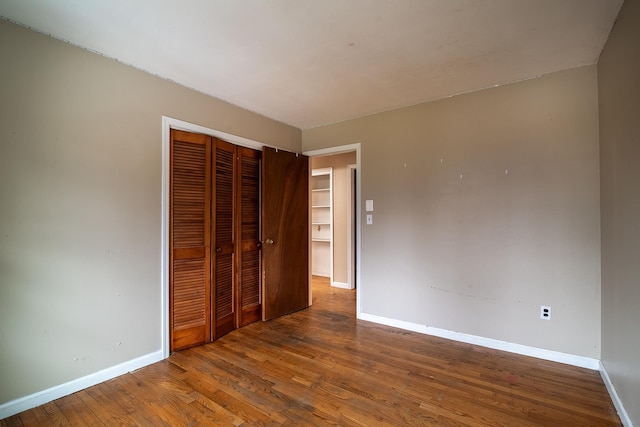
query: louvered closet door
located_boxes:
[237,147,262,327]
[170,129,211,351]
[212,139,236,339]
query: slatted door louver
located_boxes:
[170,130,211,351]
[238,147,262,327]
[170,130,273,350]
[213,139,236,339]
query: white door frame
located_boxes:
[303,144,362,317]
[347,164,357,290]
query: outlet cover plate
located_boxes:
[540,305,551,320]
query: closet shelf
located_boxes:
[311,167,332,279]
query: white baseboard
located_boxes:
[3,328,630,426]
[600,361,634,427]
[331,281,353,289]
[357,312,600,370]
[311,271,330,277]
[0,350,164,420]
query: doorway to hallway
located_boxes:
[310,152,356,290]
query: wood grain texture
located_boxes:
[237,147,262,327]
[262,147,309,320]
[213,138,237,340]
[2,277,621,426]
[170,129,212,351]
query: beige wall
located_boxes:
[0,20,300,405]
[303,65,601,358]
[598,0,640,424]
[312,152,357,285]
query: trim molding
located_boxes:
[331,281,353,290]
[600,361,634,427]
[346,164,357,290]
[312,271,330,277]
[358,312,600,370]
[0,350,163,420]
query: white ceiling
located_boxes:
[0,0,623,130]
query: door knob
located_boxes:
[265,238,274,245]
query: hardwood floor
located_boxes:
[2,276,621,426]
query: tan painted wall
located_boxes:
[303,65,601,358]
[598,0,640,423]
[0,20,300,405]
[312,152,357,285]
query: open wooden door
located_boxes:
[262,147,309,320]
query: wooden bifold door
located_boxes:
[170,130,309,352]
[170,129,263,351]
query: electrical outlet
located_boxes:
[540,305,551,320]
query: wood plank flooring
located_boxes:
[2,276,621,426]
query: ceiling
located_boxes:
[0,0,623,130]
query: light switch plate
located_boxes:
[366,200,374,212]
[366,214,373,225]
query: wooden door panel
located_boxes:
[171,131,276,348]
[212,139,236,339]
[237,147,262,327]
[170,129,211,351]
[262,147,309,321]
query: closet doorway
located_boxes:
[168,128,309,352]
